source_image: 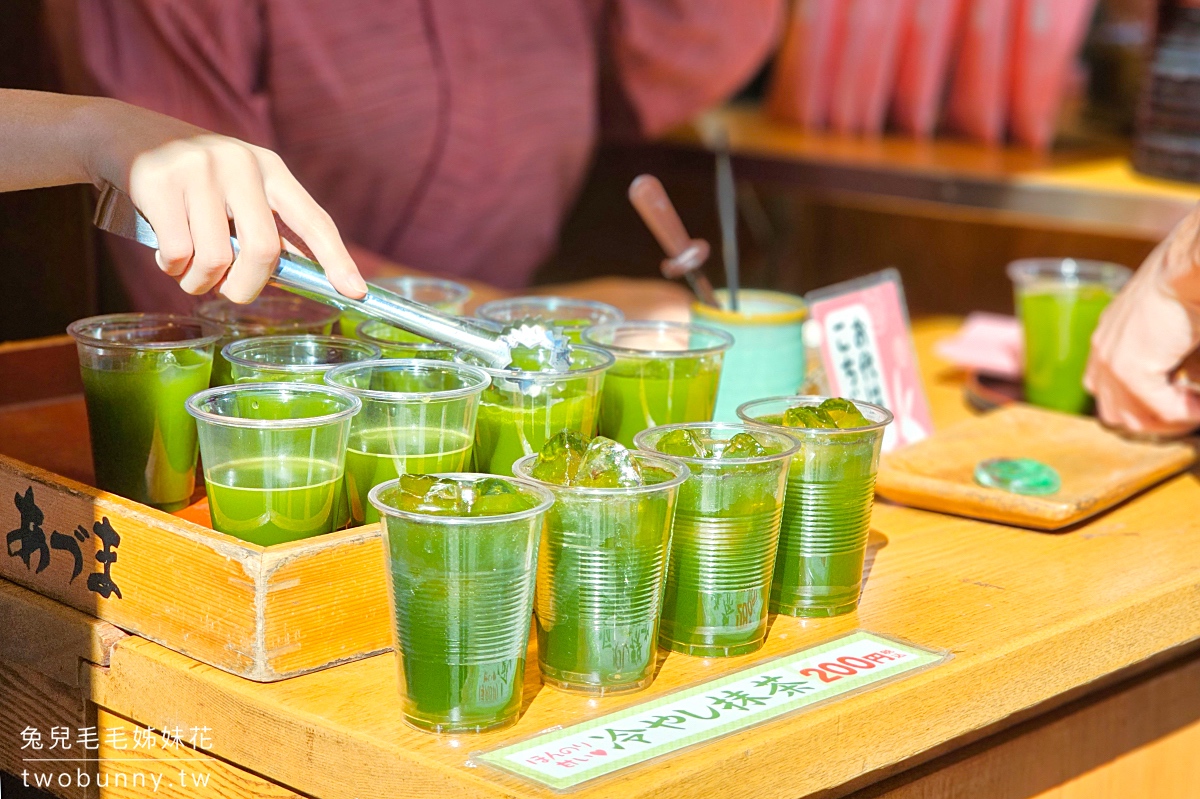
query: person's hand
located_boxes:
[535,276,694,322]
[83,98,367,303]
[1084,211,1200,435]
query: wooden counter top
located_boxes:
[4,318,1200,799]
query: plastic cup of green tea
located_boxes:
[324,359,491,525]
[369,473,553,733]
[456,346,613,476]
[514,437,687,694]
[476,296,623,344]
[340,276,471,337]
[635,423,798,656]
[355,319,457,361]
[198,293,339,386]
[224,335,380,384]
[1007,258,1130,414]
[186,383,361,546]
[736,396,892,618]
[67,313,224,511]
[582,321,733,447]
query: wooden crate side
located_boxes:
[258,525,392,679]
[0,454,262,675]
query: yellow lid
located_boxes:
[691,289,808,326]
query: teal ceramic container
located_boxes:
[691,289,808,422]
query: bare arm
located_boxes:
[0,89,366,303]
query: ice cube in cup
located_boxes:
[576,437,644,488]
[530,430,590,485]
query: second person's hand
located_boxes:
[1085,210,1200,435]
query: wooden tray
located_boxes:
[876,404,1197,530]
[0,336,392,681]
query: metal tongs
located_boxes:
[93,183,570,371]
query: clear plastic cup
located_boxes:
[340,277,472,337]
[582,321,733,447]
[475,296,624,344]
[67,313,224,511]
[355,319,457,361]
[736,396,892,618]
[1007,258,1131,414]
[186,383,361,546]
[456,347,614,476]
[369,474,553,733]
[197,293,340,386]
[513,453,687,694]
[324,360,491,525]
[224,335,380,384]
[634,423,799,657]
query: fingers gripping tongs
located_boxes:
[92,183,565,370]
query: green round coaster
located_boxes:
[974,458,1061,496]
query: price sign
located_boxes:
[806,269,933,452]
[474,630,947,791]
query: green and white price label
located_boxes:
[475,630,946,791]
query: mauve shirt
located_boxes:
[60,0,783,312]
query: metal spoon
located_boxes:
[93,183,571,371]
[713,129,740,312]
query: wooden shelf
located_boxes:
[667,105,1200,241]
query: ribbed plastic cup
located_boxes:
[1007,258,1131,414]
[582,321,733,447]
[325,360,490,525]
[635,423,798,656]
[355,319,457,361]
[476,296,624,343]
[67,313,224,511]
[736,396,892,618]
[224,335,380,384]
[369,474,553,733]
[197,294,340,386]
[513,453,687,694]
[456,347,613,476]
[340,276,471,337]
[186,383,361,545]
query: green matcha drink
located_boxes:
[635,424,798,657]
[459,346,612,476]
[198,294,339,386]
[205,457,343,546]
[340,276,470,338]
[514,433,687,694]
[325,360,490,525]
[583,321,732,447]
[737,397,892,618]
[224,335,380,385]
[355,319,456,361]
[1008,259,1130,414]
[369,474,553,733]
[68,314,223,511]
[475,296,623,344]
[187,383,360,546]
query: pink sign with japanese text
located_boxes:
[806,269,932,452]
